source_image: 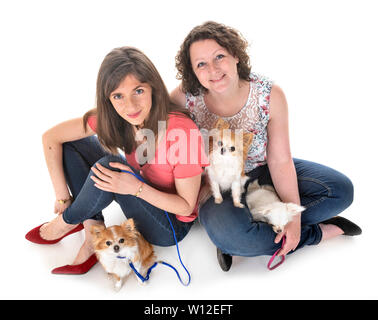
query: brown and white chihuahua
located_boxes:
[206,118,254,208]
[91,219,156,291]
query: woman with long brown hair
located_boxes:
[25,46,208,274]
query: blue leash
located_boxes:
[120,170,191,286]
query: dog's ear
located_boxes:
[90,224,105,238]
[286,203,306,216]
[243,132,254,149]
[121,218,136,232]
[254,205,274,217]
[251,207,272,224]
[121,219,141,240]
[208,135,214,154]
[260,207,274,216]
[214,118,230,130]
[242,132,254,160]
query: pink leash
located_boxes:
[267,235,286,270]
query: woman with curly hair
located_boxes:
[171,21,361,271]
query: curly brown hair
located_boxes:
[175,21,251,96]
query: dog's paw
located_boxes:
[214,197,223,204]
[114,280,122,292]
[138,279,147,286]
[233,202,245,208]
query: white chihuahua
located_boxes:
[246,179,305,233]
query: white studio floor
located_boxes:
[9,192,375,300]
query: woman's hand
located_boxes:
[274,214,301,256]
[54,198,72,214]
[90,162,141,195]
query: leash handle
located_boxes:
[121,170,191,286]
[267,235,286,270]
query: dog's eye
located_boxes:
[217,141,223,147]
[230,146,235,152]
[106,241,112,246]
[119,238,124,243]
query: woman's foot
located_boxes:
[319,216,362,241]
[39,214,79,241]
[50,220,103,274]
[319,223,344,241]
[72,240,95,265]
[71,219,104,265]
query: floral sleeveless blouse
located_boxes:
[185,72,273,172]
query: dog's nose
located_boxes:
[113,245,120,253]
[220,147,226,155]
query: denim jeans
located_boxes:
[61,136,192,247]
[199,159,354,257]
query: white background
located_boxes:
[1,0,377,300]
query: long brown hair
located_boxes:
[84,46,189,155]
[175,21,251,96]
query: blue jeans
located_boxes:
[199,159,354,257]
[61,136,192,247]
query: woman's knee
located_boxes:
[93,154,124,170]
[300,169,354,225]
[333,172,354,210]
[199,198,278,256]
[62,136,98,153]
[63,136,109,166]
[200,215,277,256]
[296,159,354,211]
[62,140,78,157]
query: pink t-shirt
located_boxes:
[87,113,209,222]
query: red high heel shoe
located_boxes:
[51,254,98,275]
[25,223,84,245]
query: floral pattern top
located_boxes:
[185,72,273,172]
